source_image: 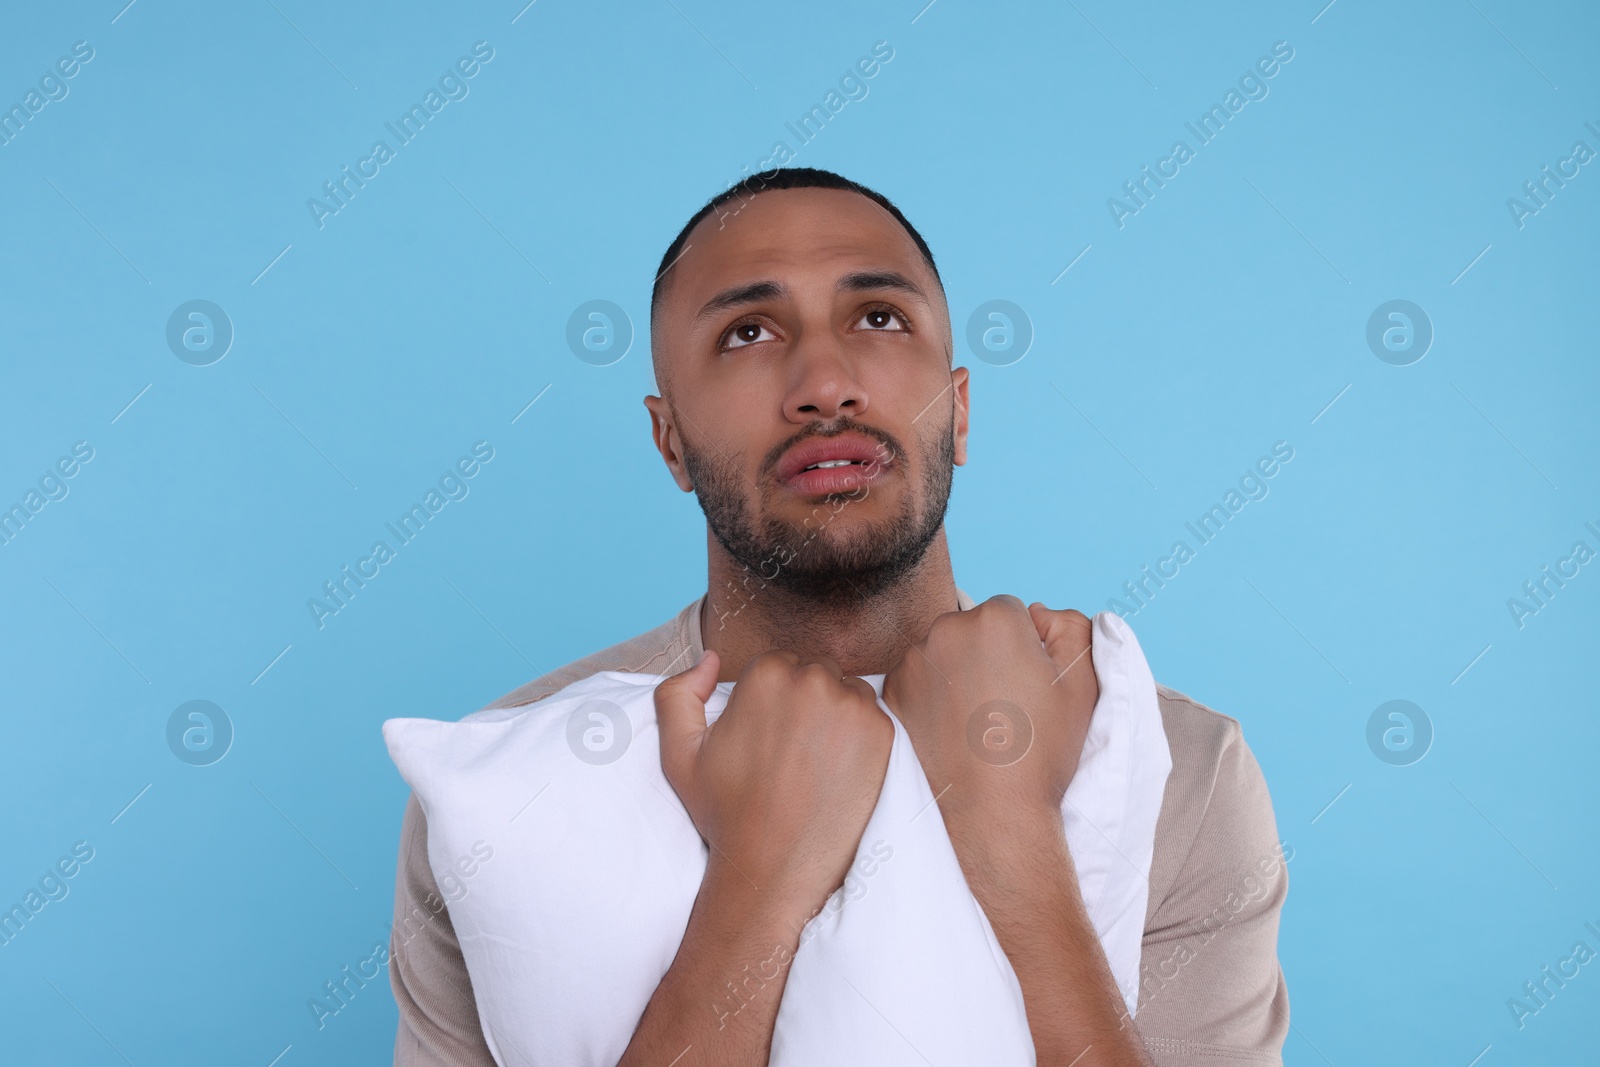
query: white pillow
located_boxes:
[384,611,1171,1066]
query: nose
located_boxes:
[782,333,869,424]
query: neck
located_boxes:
[699,527,960,682]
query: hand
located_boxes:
[655,648,894,919]
[883,598,1153,1067]
[622,651,892,1066]
[882,595,1099,836]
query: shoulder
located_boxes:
[1148,683,1280,911]
[1136,683,1289,1060]
[471,597,701,717]
[1155,683,1244,767]
[1152,683,1247,821]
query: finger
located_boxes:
[1028,603,1095,679]
[985,594,1046,644]
[842,676,879,705]
[741,648,799,680]
[654,649,720,779]
[795,652,845,679]
[984,593,1028,613]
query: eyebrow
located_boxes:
[693,280,785,325]
[837,270,926,301]
[691,270,930,326]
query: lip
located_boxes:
[775,432,895,495]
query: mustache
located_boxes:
[759,419,904,479]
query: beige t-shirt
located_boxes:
[388,590,1291,1065]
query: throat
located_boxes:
[700,542,959,683]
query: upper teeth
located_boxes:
[806,460,854,470]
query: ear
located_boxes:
[643,394,695,492]
[950,365,971,467]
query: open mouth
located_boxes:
[776,433,895,495]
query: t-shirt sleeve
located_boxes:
[1132,714,1291,1065]
[389,793,500,1066]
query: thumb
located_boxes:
[654,649,720,780]
[1028,603,1095,676]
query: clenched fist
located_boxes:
[655,648,894,917]
[882,595,1099,836]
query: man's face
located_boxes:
[645,187,970,602]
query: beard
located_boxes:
[680,415,955,607]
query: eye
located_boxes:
[854,304,910,332]
[721,320,777,350]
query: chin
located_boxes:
[772,499,899,545]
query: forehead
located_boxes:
[660,187,933,317]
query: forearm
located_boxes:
[950,808,1155,1067]
[617,864,807,1067]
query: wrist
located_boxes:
[945,802,1077,905]
[943,795,1065,858]
[699,857,819,946]
[648,865,809,1042]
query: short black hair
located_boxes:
[650,167,942,324]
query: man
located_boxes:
[389,168,1289,1065]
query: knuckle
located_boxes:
[795,660,835,682]
[802,653,843,676]
[793,661,846,701]
[748,649,795,674]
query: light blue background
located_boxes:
[2,1,1596,1063]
